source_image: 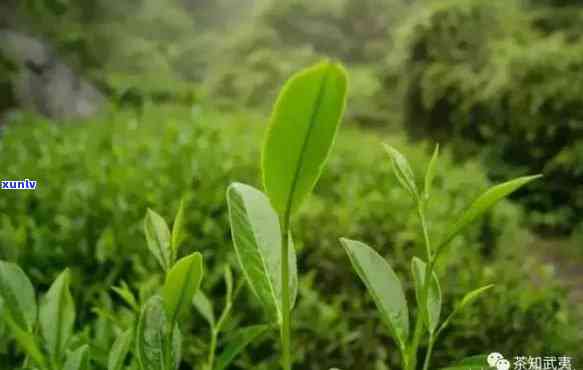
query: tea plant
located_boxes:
[0,203,264,370]
[227,60,348,370]
[341,144,541,370]
[0,260,89,370]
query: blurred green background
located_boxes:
[0,0,582,369]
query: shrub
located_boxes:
[394,0,583,234]
[0,104,579,368]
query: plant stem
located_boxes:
[207,329,218,370]
[280,222,292,370]
[408,204,434,370]
[422,335,435,370]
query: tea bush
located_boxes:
[394,0,583,234]
[0,104,579,368]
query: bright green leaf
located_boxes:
[162,252,204,325]
[0,261,37,332]
[214,325,269,370]
[2,310,45,367]
[111,281,138,311]
[171,198,186,262]
[384,144,419,200]
[64,344,90,370]
[458,285,495,311]
[438,175,542,252]
[193,291,215,328]
[262,60,348,217]
[39,269,75,363]
[226,183,298,324]
[411,257,441,334]
[340,238,409,350]
[144,208,172,272]
[108,328,133,370]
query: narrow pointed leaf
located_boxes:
[226,183,298,324]
[111,281,138,311]
[144,209,172,271]
[193,291,215,328]
[424,144,439,201]
[214,325,269,370]
[340,238,409,349]
[0,261,37,331]
[108,328,133,370]
[262,60,348,217]
[384,144,419,200]
[171,199,186,261]
[438,175,542,251]
[458,285,494,311]
[40,269,75,362]
[64,344,90,370]
[163,252,204,325]
[2,310,45,367]
[411,257,442,334]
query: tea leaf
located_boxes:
[340,238,409,350]
[384,144,419,201]
[108,328,133,370]
[215,325,270,370]
[227,183,298,324]
[262,60,348,217]
[64,344,90,370]
[40,269,75,363]
[411,257,441,334]
[193,291,215,328]
[111,281,138,311]
[2,310,45,367]
[144,209,172,272]
[171,198,187,262]
[0,261,37,331]
[424,144,439,201]
[136,295,166,370]
[438,175,542,252]
[458,284,495,311]
[163,252,204,325]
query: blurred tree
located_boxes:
[394,0,583,234]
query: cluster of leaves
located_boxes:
[0,201,267,370]
[0,101,579,368]
[393,0,583,234]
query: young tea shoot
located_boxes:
[227,60,348,370]
[341,144,541,370]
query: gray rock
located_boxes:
[0,30,105,120]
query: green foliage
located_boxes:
[395,0,583,233]
[410,257,441,335]
[162,252,203,325]
[341,238,409,352]
[40,269,75,366]
[262,61,348,217]
[342,144,540,369]
[226,183,297,323]
[230,62,347,370]
[0,106,579,368]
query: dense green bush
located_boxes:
[0,105,579,368]
[394,0,583,234]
